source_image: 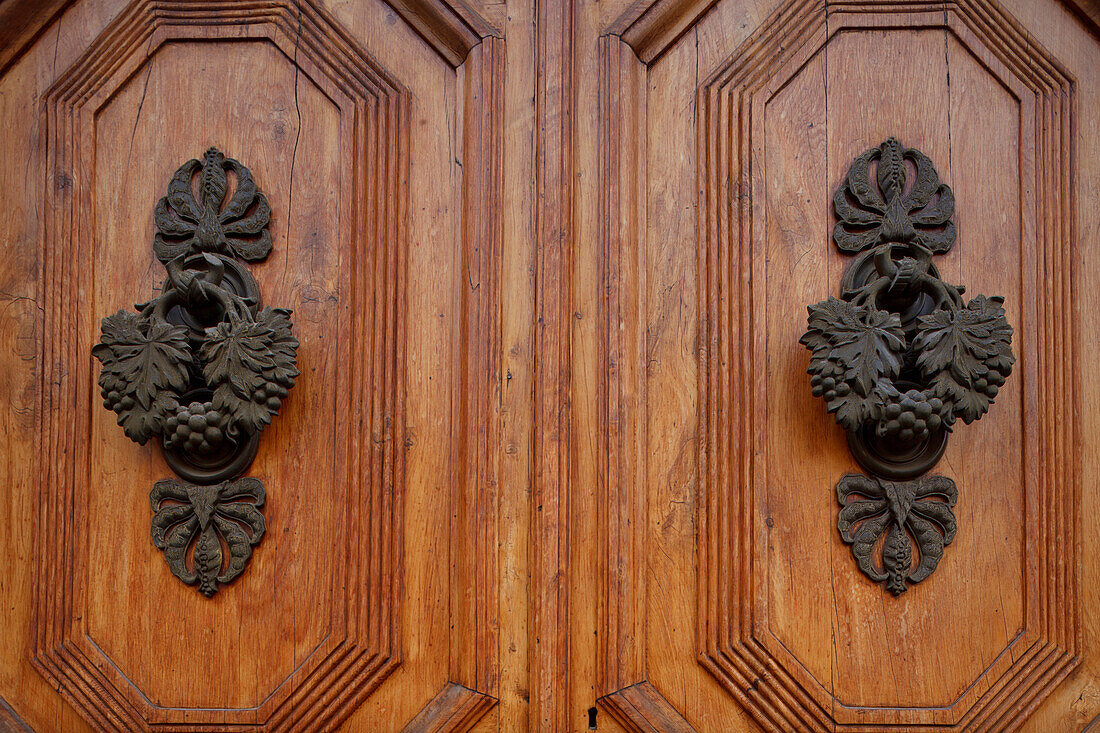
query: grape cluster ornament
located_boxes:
[93,148,298,596]
[800,138,1014,595]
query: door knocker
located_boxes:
[800,138,1014,595]
[93,148,298,596]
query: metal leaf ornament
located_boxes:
[202,307,299,437]
[912,295,1015,424]
[800,139,1015,595]
[93,149,296,596]
[800,297,905,432]
[93,311,191,444]
[802,139,1014,449]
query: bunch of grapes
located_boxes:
[101,384,136,414]
[809,360,851,403]
[164,401,227,454]
[878,388,953,443]
[973,366,1008,399]
[252,380,290,413]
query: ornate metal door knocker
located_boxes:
[93,148,298,596]
[800,138,1014,595]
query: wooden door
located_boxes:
[578,0,1100,731]
[0,0,1097,731]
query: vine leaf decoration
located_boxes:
[154,147,272,263]
[201,307,300,437]
[836,473,957,595]
[799,138,1017,595]
[912,295,1015,424]
[150,477,266,597]
[92,311,191,444]
[799,297,905,431]
[801,139,1014,455]
[833,137,956,253]
[94,149,297,596]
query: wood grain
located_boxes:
[596,33,648,700]
[400,684,498,733]
[596,0,1093,730]
[531,0,574,729]
[0,699,34,733]
[0,0,1097,730]
[450,30,505,708]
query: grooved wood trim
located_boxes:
[34,1,409,729]
[386,0,499,66]
[598,682,696,733]
[532,0,574,728]
[1059,0,1100,37]
[0,699,34,733]
[606,0,1098,62]
[400,684,499,733]
[605,0,719,63]
[696,0,1079,730]
[0,0,499,74]
[452,35,506,699]
[596,33,649,698]
[0,0,75,76]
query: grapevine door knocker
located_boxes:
[93,148,298,596]
[800,138,1014,595]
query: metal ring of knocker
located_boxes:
[800,138,1015,595]
[92,148,298,596]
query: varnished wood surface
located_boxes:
[0,0,1097,731]
[585,0,1098,730]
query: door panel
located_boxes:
[0,0,504,729]
[590,0,1097,731]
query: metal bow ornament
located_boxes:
[93,148,297,596]
[800,138,1014,594]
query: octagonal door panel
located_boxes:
[591,0,1097,731]
[0,0,505,729]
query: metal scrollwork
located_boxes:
[151,477,266,597]
[800,138,1014,595]
[93,148,297,596]
[836,474,957,596]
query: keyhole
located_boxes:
[588,706,598,729]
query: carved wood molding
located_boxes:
[605,0,720,63]
[0,0,501,76]
[604,0,1099,62]
[596,34,651,702]
[386,0,499,66]
[401,683,498,733]
[0,699,34,733]
[449,33,506,709]
[402,30,505,733]
[595,31,697,733]
[696,0,1079,730]
[531,0,575,729]
[598,682,697,733]
[34,1,409,728]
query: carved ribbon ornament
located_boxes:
[800,138,1014,595]
[93,148,297,596]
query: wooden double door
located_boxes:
[1,0,1098,730]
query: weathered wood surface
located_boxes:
[0,0,1096,730]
